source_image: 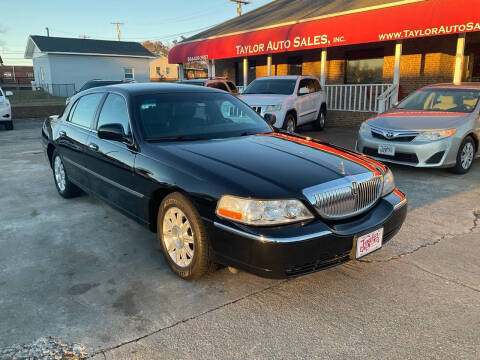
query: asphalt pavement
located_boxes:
[0,119,478,359]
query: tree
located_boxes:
[142,40,171,57]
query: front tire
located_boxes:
[282,112,296,133]
[5,121,13,130]
[450,136,476,174]
[52,150,82,198]
[157,192,214,279]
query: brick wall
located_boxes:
[328,110,376,128]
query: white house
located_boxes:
[24,35,155,96]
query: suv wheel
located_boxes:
[158,192,214,279]
[450,136,476,174]
[283,113,296,133]
[314,107,326,131]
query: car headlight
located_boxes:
[265,104,282,112]
[216,195,314,226]
[415,129,456,141]
[359,121,371,134]
[381,168,395,196]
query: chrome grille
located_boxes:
[302,173,383,219]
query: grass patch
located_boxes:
[9,90,66,106]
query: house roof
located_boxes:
[25,35,155,59]
[186,0,405,41]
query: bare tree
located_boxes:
[142,40,171,57]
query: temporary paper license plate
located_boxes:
[356,228,384,259]
[378,144,395,156]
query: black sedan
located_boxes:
[42,83,407,279]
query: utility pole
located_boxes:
[111,22,124,41]
[230,0,251,16]
[78,34,90,39]
[45,27,50,37]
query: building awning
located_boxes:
[169,0,480,64]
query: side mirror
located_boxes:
[392,102,399,108]
[298,87,309,95]
[264,113,276,125]
[5,91,13,96]
[98,123,125,142]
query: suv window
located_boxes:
[298,79,314,94]
[69,93,104,128]
[312,79,321,92]
[227,81,237,93]
[97,93,130,135]
[207,81,229,92]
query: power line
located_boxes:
[230,0,251,16]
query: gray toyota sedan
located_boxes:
[357,83,480,173]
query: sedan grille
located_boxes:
[302,173,383,220]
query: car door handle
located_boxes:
[59,130,66,137]
[88,143,99,151]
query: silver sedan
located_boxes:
[356,83,480,174]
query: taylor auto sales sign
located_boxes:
[169,0,480,63]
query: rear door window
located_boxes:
[69,93,104,128]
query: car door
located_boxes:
[296,78,316,125]
[56,92,104,189]
[84,92,139,217]
[311,78,323,118]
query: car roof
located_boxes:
[177,79,208,83]
[83,82,226,96]
[254,75,317,81]
[422,83,480,90]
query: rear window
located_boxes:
[397,88,480,113]
[68,93,104,128]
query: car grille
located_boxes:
[363,147,419,164]
[252,106,262,114]
[302,173,383,220]
[285,251,351,277]
[370,126,418,142]
[371,131,416,142]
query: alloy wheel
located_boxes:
[286,118,295,133]
[461,142,474,170]
[162,207,195,267]
[54,156,66,192]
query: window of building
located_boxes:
[124,67,134,80]
[3,72,12,78]
[97,93,131,135]
[345,49,384,84]
[287,56,302,75]
[156,66,161,75]
[166,67,170,75]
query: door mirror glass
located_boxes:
[264,113,276,125]
[98,123,125,141]
[5,91,13,96]
[298,87,309,95]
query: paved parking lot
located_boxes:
[0,119,479,359]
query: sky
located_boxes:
[0,0,272,66]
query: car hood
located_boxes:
[159,133,385,197]
[239,94,290,106]
[369,109,470,130]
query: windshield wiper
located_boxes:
[146,136,208,142]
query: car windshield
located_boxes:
[243,79,296,95]
[135,92,273,141]
[396,88,480,113]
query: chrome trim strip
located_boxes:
[370,125,419,139]
[394,197,408,210]
[63,156,144,198]
[213,221,331,243]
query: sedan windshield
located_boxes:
[135,92,273,140]
[397,88,480,113]
[243,79,296,95]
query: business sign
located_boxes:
[169,0,480,63]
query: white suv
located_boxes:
[0,87,13,130]
[239,75,327,132]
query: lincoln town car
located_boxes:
[42,83,407,279]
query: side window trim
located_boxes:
[95,92,133,143]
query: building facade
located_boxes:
[169,0,480,126]
[25,36,155,97]
[0,65,34,89]
[150,56,179,81]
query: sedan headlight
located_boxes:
[265,104,282,112]
[415,129,456,141]
[359,121,371,134]
[381,168,395,196]
[216,195,314,226]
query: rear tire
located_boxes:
[157,192,214,279]
[313,107,326,131]
[282,112,296,133]
[52,150,82,198]
[450,136,476,174]
[5,121,13,130]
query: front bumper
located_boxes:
[210,189,407,278]
[356,132,459,168]
[0,105,11,122]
